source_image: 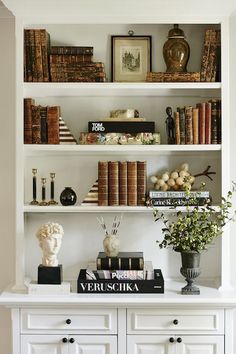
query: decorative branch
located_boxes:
[194,165,216,181]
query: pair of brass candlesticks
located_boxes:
[30,169,58,206]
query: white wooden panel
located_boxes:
[21,335,68,354]
[71,335,117,354]
[21,308,117,334]
[127,309,224,334]
[127,335,174,354]
[177,335,224,354]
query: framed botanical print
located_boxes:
[111,35,152,82]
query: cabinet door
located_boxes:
[69,335,117,354]
[21,335,68,354]
[176,335,224,354]
[127,335,175,354]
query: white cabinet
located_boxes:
[21,335,117,354]
[127,335,224,354]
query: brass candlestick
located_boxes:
[30,168,39,205]
[48,172,58,205]
[39,178,48,206]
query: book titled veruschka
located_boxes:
[77,268,164,293]
[88,121,155,133]
[96,251,144,270]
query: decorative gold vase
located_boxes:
[163,24,190,73]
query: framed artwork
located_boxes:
[111,35,152,82]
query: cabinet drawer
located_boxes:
[21,308,117,334]
[127,308,224,334]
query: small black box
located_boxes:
[38,264,62,284]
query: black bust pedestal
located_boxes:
[38,264,62,284]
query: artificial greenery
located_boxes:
[154,182,236,253]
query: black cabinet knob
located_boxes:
[66,319,71,324]
[62,338,68,343]
[177,337,182,343]
[169,337,175,343]
[69,338,75,344]
[173,319,178,325]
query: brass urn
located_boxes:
[163,24,190,73]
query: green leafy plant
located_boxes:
[153,183,236,253]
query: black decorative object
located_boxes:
[39,178,48,206]
[30,168,39,205]
[165,106,175,144]
[163,24,190,73]
[60,187,77,206]
[180,251,201,295]
[38,264,62,284]
[48,172,58,205]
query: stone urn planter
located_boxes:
[180,251,201,295]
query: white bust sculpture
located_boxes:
[36,222,64,267]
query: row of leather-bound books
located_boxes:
[173,99,221,145]
[98,161,147,206]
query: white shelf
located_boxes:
[23,205,220,213]
[24,144,221,156]
[23,82,221,97]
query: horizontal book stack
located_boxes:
[24,98,77,144]
[79,132,160,145]
[173,99,221,145]
[98,160,147,206]
[24,29,51,82]
[50,46,107,82]
[77,252,164,293]
[200,29,221,82]
[148,190,211,206]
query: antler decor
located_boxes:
[194,165,216,181]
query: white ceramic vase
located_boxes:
[103,234,120,257]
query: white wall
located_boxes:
[0,11,15,354]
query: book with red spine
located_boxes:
[174,111,180,145]
[197,102,205,144]
[47,106,60,144]
[210,100,218,144]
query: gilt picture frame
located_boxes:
[111,35,152,82]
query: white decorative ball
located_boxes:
[150,175,158,184]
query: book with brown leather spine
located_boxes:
[50,53,92,64]
[146,72,200,82]
[40,29,50,82]
[98,161,108,206]
[24,98,35,144]
[33,29,43,82]
[192,108,199,144]
[31,105,41,144]
[127,161,137,206]
[119,161,127,206]
[40,106,48,144]
[205,102,212,144]
[205,30,217,82]
[137,161,147,206]
[174,111,180,145]
[185,106,193,144]
[47,106,60,144]
[50,46,93,55]
[200,29,212,82]
[179,108,186,145]
[197,102,205,144]
[210,100,218,144]
[108,161,119,206]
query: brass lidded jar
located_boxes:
[163,24,190,73]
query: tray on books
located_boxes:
[77,269,164,294]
